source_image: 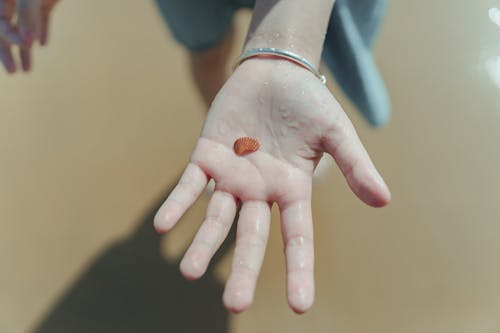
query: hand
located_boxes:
[154,58,391,313]
[0,0,58,73]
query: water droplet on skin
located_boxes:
[296,287,306,300]
[294,236,305,245]
[296,259,306,270]
[279,125,287,136]
[233,290,243,299]
[489,7,500,27]
[279,106,292,121]
[218,121,229,135]
[258,95,265,106]
[237,259,251,270]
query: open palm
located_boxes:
[154,59,391,313]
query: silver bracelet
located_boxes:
[234,47,326,84]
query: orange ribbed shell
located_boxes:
[234,137,260,156]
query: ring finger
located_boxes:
[180,190,238,279]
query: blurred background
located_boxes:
[1,0,500,332]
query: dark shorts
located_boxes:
[155,0,256,52]
[155,0,391,127]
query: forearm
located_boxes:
[244,0,335,67]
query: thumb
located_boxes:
[17,0,40,44]
[321,101,391,207]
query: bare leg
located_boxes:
[189,26,235,109]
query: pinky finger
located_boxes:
[40,15,49,46]
[39,13,49,46]
[154,163,209,233]
[40,0,58,46]
[0,43,15,73]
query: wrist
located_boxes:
[243,0,335,67]
[232,56,321,89]
[235,48,326,84]
[243,32,320,67]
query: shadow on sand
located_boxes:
[33,182,235,333]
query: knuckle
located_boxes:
[237,233,266,249]
[176,181,198,200]
[232,259,257,277]
[203,216,229,234]
[285,234,313,248]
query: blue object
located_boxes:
[155,0,391,127]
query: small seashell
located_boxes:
[234,137,260,156]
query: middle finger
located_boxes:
[223,200,271,313]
